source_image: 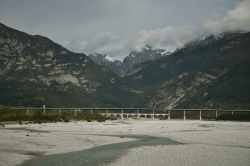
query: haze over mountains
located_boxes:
[88,45,170,76]
[0,22,249,109]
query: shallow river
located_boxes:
[21,134,180,166]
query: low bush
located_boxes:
[0,122,5,127]
[0,109,110,123]
[216,112,250,121]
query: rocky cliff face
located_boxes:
[122,45,170,76]
[0,23,137,107]
[124,33,250,109]
[88,53,122,76]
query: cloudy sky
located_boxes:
[0,0,249,59]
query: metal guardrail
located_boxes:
[1,107,250,120]
[2,107,250,111]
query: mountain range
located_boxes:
[0,23,138,107]
[88,45,170,76]
[124,33,250,109]
[0,22,249,109]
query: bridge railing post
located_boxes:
[199,110,202,120]
[43,105,46,114]
[153,109,155,119]
[106,109,108,117]
[121,109,124,119]
[184,110,186,120]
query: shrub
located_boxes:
[217,112,250,121]
[0,122,5,127]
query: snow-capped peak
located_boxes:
[143,45,153,51]
[89,53,118,62]
[89,53,101,57]
[105,55,115,62]
[160,50,171,56]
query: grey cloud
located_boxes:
[87,32,118,52]
[64,40,88,54]
[64,32,128,59]
[65,32,119,53]
[130,0,250,53]
[132,26,196,51]
[202,0,250,34]
[0,0,240,59]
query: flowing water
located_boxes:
[21,134,180,166]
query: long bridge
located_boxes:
[2,107,250,120]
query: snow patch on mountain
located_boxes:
[105,55,115,62]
